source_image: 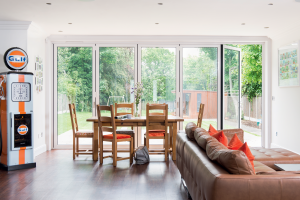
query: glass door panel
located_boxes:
[99,47,135,144]
[141,47,176,145]
[182,47,218,130]
[223,46,241,129]
[57,47,93,145]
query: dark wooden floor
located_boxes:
[0,150,188,200]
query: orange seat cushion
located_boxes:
[75,130,94,137]
[103,134,131,139]
[228,134,244,150]
[208,124,218,136]
[146,130,165,137]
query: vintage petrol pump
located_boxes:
[0,47,36,171]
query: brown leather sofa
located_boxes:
[176,128,300,200]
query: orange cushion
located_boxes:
[103,134,131,139]
[146,130,165,137]
[208,124,218,136]
[238,142,255,173]
[211,131,228,147]
[228,134,243,150]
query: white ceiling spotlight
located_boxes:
[241,23,245,25]
[158,3,163,5]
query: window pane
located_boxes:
[223,48,240,129]
[141,47,176,145]
[99,47,135,138]
[182,47,218,130]
[57,47,93,145]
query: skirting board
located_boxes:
[34,144,47,157]
[271,143,300,155]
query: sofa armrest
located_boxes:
[218,129,244,144]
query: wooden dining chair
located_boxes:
[115,103,135,148]
[144,103,169,161]
[69,103,94,159]
[97,105,133,167]
[197,103,205,127]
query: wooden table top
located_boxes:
[86,115,184,122]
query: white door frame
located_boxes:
[222,45,242,129]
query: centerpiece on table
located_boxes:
[131,82,143,117]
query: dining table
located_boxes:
[86,115,184,161]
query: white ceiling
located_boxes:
[0,0,300,38]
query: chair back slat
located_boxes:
[97,105,117,140]
[197,103,205,127]
[115,103,134,116]
[146,103,168,137]
[69,104,79,136]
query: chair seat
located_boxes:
[103,134,131,139]
[75,130,94,137]
[145,130,165,137]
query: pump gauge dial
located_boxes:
[12,83,31,102]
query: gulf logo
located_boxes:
[18,125,28,135]
[4,47,28,70]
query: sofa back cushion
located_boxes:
[196,134,217,150]
[206,139,255,175]
[185,122,198,140]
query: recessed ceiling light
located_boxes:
[158,3,163,5]
[268,3,273,5]
[155,23,159,24]
[58,30,63,32]
[46,3,51,5]
[68,23,72,24]
[264,27,269,29]
[241,23,245,25]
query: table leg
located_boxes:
[93,122,99,161]
[172,122,177,161]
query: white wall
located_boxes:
[27,23,47,157]
[0,30,27,72]
[271,27,300,154]
[0,21,47,157]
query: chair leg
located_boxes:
[144,136,146,147]
[165,134,168,161]
[130,138,133,164]
[73,136,75,160]
[76,137,79,157]
[113,141,117,167]
[146,137,149,151]
[100,136,103,164]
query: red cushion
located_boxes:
[238,142,255,173]
[146,130,165,137]
[208,124,218,136]
[211,131,228,147]
[103,134,131,139]
[228,134,243,150]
